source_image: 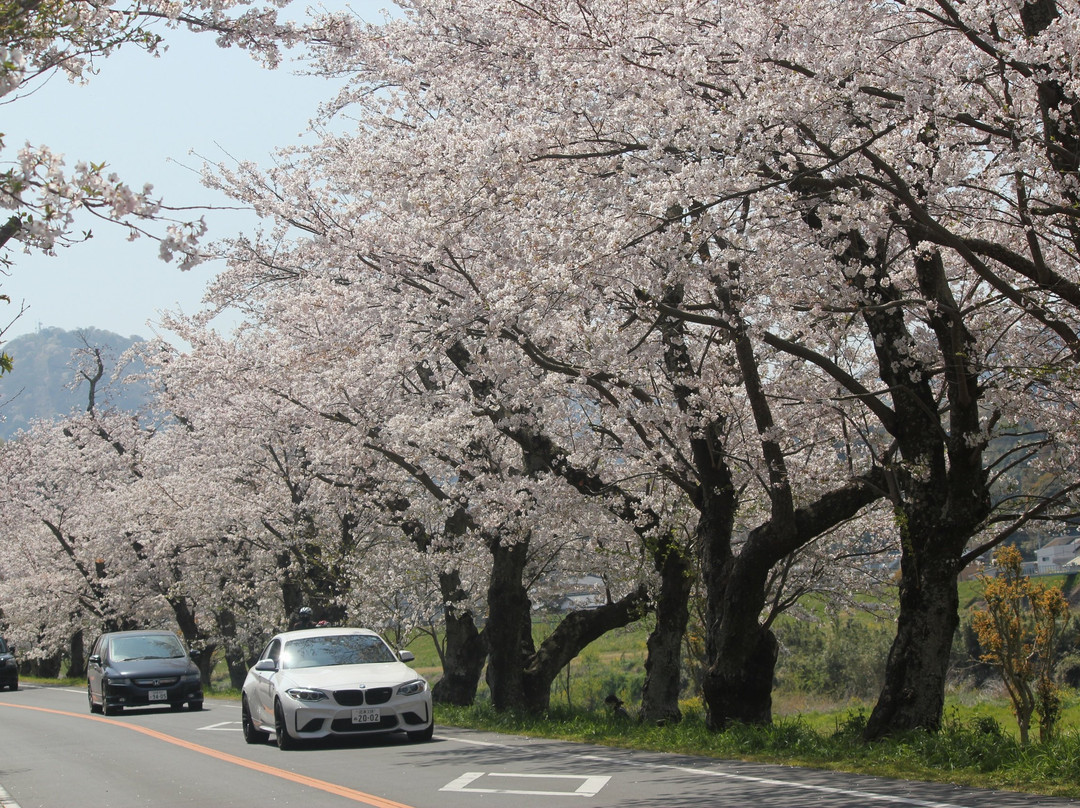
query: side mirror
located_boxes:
[7,645,14,654]
[398,650,415,663]
[254,658,278,672]
[88,654,102,665]
[189,649,202,660]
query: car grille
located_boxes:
[330,715,398,733]
[132,676,180,688]
[333,687,393,706]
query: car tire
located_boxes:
[10,682,17,692]
[104,704,122,716]
[407,722,435,742]
[88,686,103,714]
[274,700,295,750]
[169,701,184,711]
[188,700,203,711]
[242,697,269,745]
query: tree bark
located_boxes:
[214,608,253,690]
[522,584,650,713]
[859,243,990,740]
[864,535,963,738]
[483,534,535,711]
[68,628,85,677]
[431,569,486,706]
[639,533,692,725]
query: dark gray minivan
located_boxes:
[87,630,203,715]
[0,637,17,691]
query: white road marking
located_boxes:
[441,772,610,797]
[0,783,24,808]
[200,721,242,731]
[440,734,975,808]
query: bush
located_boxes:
[774,616,892,700]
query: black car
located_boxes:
[87,630,203,715]
[0,637,17,691]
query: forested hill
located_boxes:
[0,327,150,440]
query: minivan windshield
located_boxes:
[110,634,186,661]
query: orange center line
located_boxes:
[0,702,418,808]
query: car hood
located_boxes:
[277,662,421,690]
[0,652,14,663]
[109,656,197,677]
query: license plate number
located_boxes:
[148,690,167,701]
[352,708,380,724]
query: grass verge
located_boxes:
[436,701,1080,799]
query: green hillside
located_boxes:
[0,327,149,439]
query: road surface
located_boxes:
[1,684,1075,808]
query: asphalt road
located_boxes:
[1,683,1077,808]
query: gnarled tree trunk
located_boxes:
[639,533,693,725]
[431,569,486,706]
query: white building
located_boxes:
[1035,536,1080,574]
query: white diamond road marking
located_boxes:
[441,772,610,797]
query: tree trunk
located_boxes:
[522,585,650,713]
[431,570,486,706]
[68,628,85,677]
[639,534,692,725]
[214,609,254,690]
[864,542,962,739]
[168,595,217,684]
[484,535,534,711]
[702,548,778,728]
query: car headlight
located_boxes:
[285,687,328,702]
[182,672,201,683]
[397,679,427,697]
[105,677,130,686]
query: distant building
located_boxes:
[1035,536,1080,575]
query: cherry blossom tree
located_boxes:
[4,0,1078,742]
[191,0,901,730]
[204,0,1079,736]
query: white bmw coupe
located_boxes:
[241,627,434,749]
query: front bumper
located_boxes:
[282,692,433,738]
[104,676,203,707]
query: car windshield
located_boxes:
[281,634,397,669]
[110,634,186,662]
[0,639,7,653]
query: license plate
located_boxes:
[148,690,168,701]
[352,707,380,724]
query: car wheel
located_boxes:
[169,701,184,711]
[104,704,122,716]
[10,682,17,692]
[88,686,103,714]
[242,696,269,745]
[188,700,203,711]
[274,700,295,750]
[407,722,435,742]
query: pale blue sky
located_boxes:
[4,3,386,342]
